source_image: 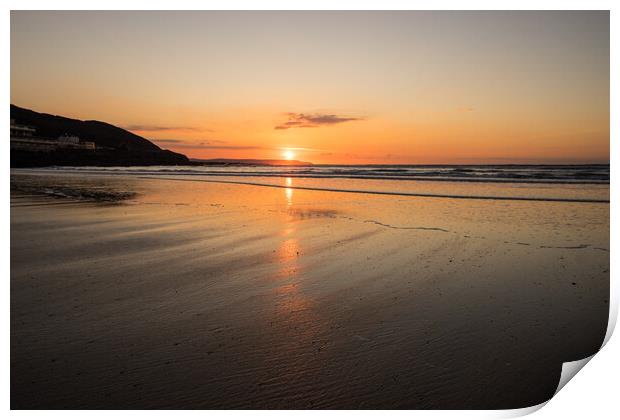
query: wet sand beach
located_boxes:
[10,173,609,409]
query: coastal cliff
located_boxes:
[10,104,189,167]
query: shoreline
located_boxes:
[138,176,611,203]
[11,169,611,204]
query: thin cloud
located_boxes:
[124,125,201,132]
[152,139,263,150]
[275,113,364,130]
[275,146,328,152]
[200,145,265,150]
[153,139,184,144]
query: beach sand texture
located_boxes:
[10,174,609,409]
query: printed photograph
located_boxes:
[10,10,610,409]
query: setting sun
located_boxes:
[282,149,295,160]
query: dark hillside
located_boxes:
[10,104,189,166]
[11,104,159,151]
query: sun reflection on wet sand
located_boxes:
[276,189,301,282]
[270,182,330,370]
[285,177,293,206]
[272,177,318,323]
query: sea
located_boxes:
[10,164,610,203]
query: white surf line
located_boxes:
[137,176,610,204]
[11,168,610,185]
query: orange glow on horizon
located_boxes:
[139,113,609,165]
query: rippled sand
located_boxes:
[10,173,609,409]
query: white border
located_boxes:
[4,2,617,419]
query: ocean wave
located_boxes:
[14,164,610,184]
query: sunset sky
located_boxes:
[11,11,609,164]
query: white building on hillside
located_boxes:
[58,134,81,144]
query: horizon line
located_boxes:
[187,157,610,166]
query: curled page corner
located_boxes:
[494,353,600,418]
[602,295,618,348]
[523,288,618,415]
[554,355,595,396]
[493,401,548,419]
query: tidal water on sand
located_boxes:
[11,168,609,409]
[11,164,611,203]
